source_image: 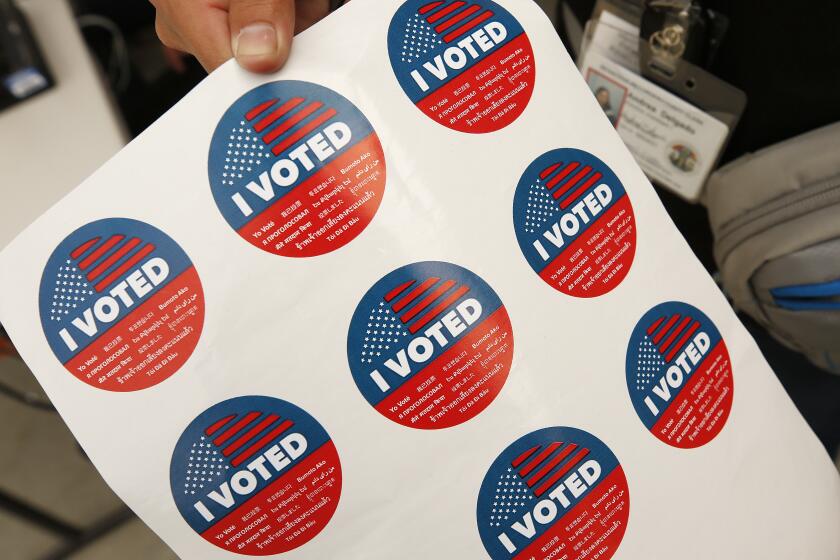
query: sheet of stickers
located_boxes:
[1,1,839,558]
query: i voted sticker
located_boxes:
[347,261,513,429]
[170,396,342,555]
[626,301,734,448]
[208,80,386,257]
[513,148,636,297]
[477,427,630,560]
[388,0,536,133]
[39,218,204,391]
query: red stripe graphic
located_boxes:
[222,414,280,457]
[659,316,691,355]
[511,445,540,468]
[400,280,456,323]
[552,165,591,200]
[213,411,261,446]
[426,1,465,23]
[262,101,323,144]
[78,235,124,270]
[647,316,666,336]
[86,238,141,282]
[409,285,470,334]
[205,414,237,437]
[652,314,680,345]
[534,448,590,497]
[526,444,579,487]
[71,237,101,260]
[271,108,338,156]
[664,321,700,363]
[518,442,562,478]
[419,1,444,14]
[540,163,562,180]
[246,99,278,121]
[385,280,416,303]
[254,97,305,133]
[435,5,480,32]
[546,162,579,190]
[442,10,493,42]
[392,277,439,313]
[93,244,155,293]
[230,420,294,467]
[559,172,603,209]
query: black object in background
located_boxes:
[0,0,53,111]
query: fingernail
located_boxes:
[233,22,278,58]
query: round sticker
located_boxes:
[208,80,386,257]
[477,427,630,560]
[347,261,514,429]
[170,395,342,555]
[513,148,636,297]
[387,0,536,133]
[626,301,734,448]
[39,218,204,391]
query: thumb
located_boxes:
[229,0,295,73]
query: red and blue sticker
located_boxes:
[626,301,734,448]
[347,261,513,429]
[170,395,342,555]
[38,218,204,391]
[513,148,636,297]
[477,427,630,560]
[208,80,386,257]
[388,0,535,133]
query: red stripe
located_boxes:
[271,108,338,156]
[545,162,579,190]
[262,102,323,144]
[392,277,439,313]
[230,420,294,467]
[552,165,591,200]
[659,316,692,355]
[400,280,456,323]
[511,445,540,468]
[385,280,416,302]
[71,237,101,259]
[442,10,493,42]
[93,244,155,292]
[78,235,124,270]
[526,444,579,487]
[664,321,700,363]
[534,448,590,497]
[435,4,479,31]
[652,314,680,344]
[86,238,141,282]
[409,285,470,334]
[222,414,280,457]
[205,414,237,437]
[418,1,444,14]
[539,163,562,180]
[253,97,305,133]
[647,316,666,336]
[245,99,278,121]
[518,442,562,479]
[213,411,261,446]
[426,1,465,23]
[559,172,603,209]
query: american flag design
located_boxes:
[512,148,637,298]
[170,396,341,555]
[477,427,630,560]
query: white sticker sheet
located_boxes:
[1,1,839,559]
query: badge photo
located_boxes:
[347,261,514,429]
[387,0,536,133]
[38,218,205,391]
[170,395,342,555]
[208,80,387,257]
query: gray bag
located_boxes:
[706,122,840,373]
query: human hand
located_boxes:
[150,0,333,73]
